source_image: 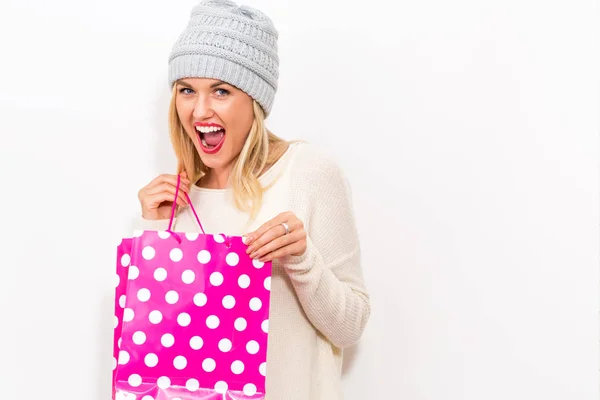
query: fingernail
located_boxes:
[242,235,248,245]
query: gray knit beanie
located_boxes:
[168,0,279,116]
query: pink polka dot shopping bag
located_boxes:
[112,177,272,400]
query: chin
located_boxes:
[196,147,230,170]
[200,158,224,170]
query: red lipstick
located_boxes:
[194,122,226,155]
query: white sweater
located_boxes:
[135,142,370,400]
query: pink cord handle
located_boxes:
[167,174,205,237]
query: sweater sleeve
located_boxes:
[284,150,371,349]
[133,217,171,231]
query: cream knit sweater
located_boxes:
[134,142,370,399]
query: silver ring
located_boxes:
[281,222,290,235]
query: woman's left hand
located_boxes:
[244,211,307,262]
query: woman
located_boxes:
[136,0,370,398]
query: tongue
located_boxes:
[204,130,224,146]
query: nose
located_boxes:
[192,94,214,120]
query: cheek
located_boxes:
[234,104,254,140]
[228,120,253,148]
[176,102,194,134]
[222,109,253,147]
[176,97,195,118]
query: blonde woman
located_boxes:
[136,1,370,398]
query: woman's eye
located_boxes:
[179,88,194,95]
[215,88,230,96]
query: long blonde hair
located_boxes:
[168,84,290,220]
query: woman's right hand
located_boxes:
[138,172,191,220]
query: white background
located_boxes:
[0,0,598,399]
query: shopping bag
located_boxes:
[112,176,272,400]
[113,238,133,399]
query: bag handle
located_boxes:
[167,174,205,236]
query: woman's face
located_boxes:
[175,78,254,174]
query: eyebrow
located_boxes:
[177,80,230,89]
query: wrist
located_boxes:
[283,236,315,270]
[141,209,160,220]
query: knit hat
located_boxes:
[168,0,279,116]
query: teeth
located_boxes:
[201,138,208,147]
[196,126,224,133]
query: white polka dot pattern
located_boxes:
[112,232,271,398]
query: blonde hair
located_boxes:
[168,84,290,220]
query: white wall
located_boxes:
[0,0,598,399]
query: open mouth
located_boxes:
[195,124,226,154]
